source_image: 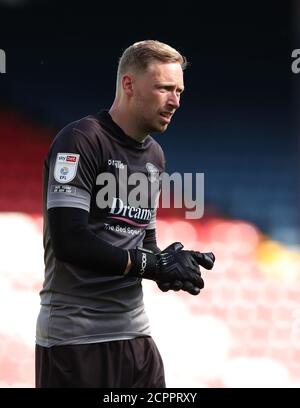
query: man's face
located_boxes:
[131,62,184,134]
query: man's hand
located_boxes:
[128,242,206,289]
[156,243,215,295]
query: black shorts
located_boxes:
[35,336,165,388]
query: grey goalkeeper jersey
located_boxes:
[36,110,165,347]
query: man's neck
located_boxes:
[108,104,148,143]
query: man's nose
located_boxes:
[168,92,180,109]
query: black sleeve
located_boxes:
[48,207,128,275]
[142,228,161,254]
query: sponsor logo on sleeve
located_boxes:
[66,155,77,162]
[54,153,80,183]
[51,185,76,193]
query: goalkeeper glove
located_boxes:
[128,242,214,289]
[157,242,215,295]
[156,243,215,295]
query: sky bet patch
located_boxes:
[54,153,80,183]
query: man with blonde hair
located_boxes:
[35,40,215,388]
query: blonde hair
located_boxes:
[116,40,187,91]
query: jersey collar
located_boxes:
[96,110,152,150]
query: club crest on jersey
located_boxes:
[54,153,80,183]
[146,162,159,183]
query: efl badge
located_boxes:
[54,153,80,183]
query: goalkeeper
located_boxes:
[35,40,215,388]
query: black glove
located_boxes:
[156,243,215,295]
[128,242,212,288]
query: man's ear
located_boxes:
[121,74,134,97]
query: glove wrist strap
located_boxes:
[128,247,158,279]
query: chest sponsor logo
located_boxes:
[103,222,143,236]
[54,153,80,183]
[107,159,125,169]
[107,197,153,227]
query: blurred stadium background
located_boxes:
[0,0,299,387]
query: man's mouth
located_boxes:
[159,112,173,122]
